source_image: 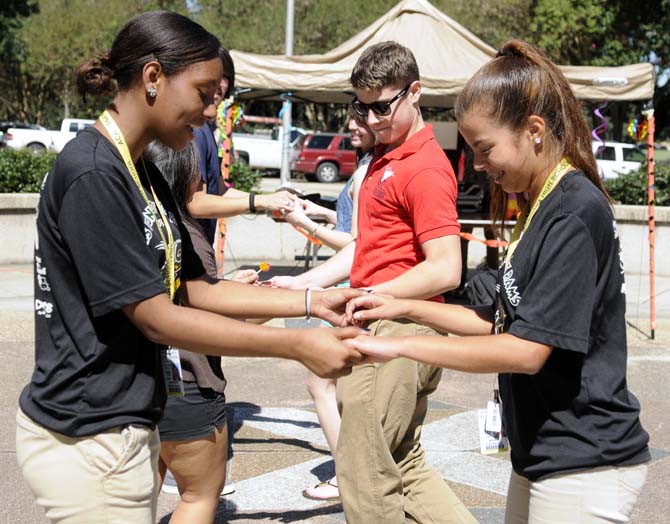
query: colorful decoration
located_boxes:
[216,100,244,160]
[627,114,648,143]
[214,98,243,278]
[591,103,609,156]
[505,193,520,221]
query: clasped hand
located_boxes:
[337,291,407,363]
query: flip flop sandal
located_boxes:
[302,478,340,501]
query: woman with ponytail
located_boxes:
[16,11,363,524]
[344,40,650,523]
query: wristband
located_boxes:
[249,192,257,213]
[305,288,312,321]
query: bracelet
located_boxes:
[305,288,312,321]
[248,192,257,213]
[309,224,319,237]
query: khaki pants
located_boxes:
[505,464,648,524]
[336,319,476,524]
[16,408,160,524]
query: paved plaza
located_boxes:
[1,264,668,523]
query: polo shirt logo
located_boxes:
[373,166,395,200]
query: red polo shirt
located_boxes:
[351,125,460,300]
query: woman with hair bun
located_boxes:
[345,40,650,523]
[15,11,364,524]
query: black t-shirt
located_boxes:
[20,127,204,437]
[494,171,650,481]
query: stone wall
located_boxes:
[1,194,668,275]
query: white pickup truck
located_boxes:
[592,141,645,179]
[6,118,95,153]
[232,126,307,171]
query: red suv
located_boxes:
[294,133,357,183]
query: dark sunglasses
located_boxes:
[351,84,411,117]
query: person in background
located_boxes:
[15,11,364,524]
[345,39,650,524]
[268,113,376,501]
[190,48,297,246]
[281,114,374,254]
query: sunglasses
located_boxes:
[351,84,411,117]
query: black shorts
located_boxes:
[158,381,227,442]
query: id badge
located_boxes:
[478,389,508,454]
[161,347,184,397]
[485,400,502,433]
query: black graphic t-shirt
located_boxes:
[495,171,650,481]
[20,127,204,437]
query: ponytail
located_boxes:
[456,40,610,236]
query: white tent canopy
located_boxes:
[230,0,655,107]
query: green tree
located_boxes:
[526,0,670,139]
[1,0,188,127]
[2,0,668,139]
[0,0,38,118]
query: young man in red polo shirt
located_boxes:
[295,42,474,523]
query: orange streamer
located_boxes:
[459,231,508,248]
[294,226,324,246]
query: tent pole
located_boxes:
[280,0,295,186]
[644,105,655,340]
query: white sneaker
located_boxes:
[161,470,235,496]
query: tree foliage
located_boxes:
[0,148,56,193]
[1,0,187,126]
[605,162,670,206]
[525,0,670,140]
[0,0,668,138]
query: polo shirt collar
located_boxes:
[374,124,435,162]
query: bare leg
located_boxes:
[306,370,340,453]
[161,424,228,524]
[303,370,340,499]
[158,456,168,497]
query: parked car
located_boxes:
[592,141,645,179]
[232,126,307,171]
[294,133,357,182]
[0,121,44,148]
[5,118,95,153]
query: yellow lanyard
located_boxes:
[504,158,574,269]
[99,110,177,300]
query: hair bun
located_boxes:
[496,41,527,59]
[75,50,116,98]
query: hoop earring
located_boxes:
[147,86,157,98]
